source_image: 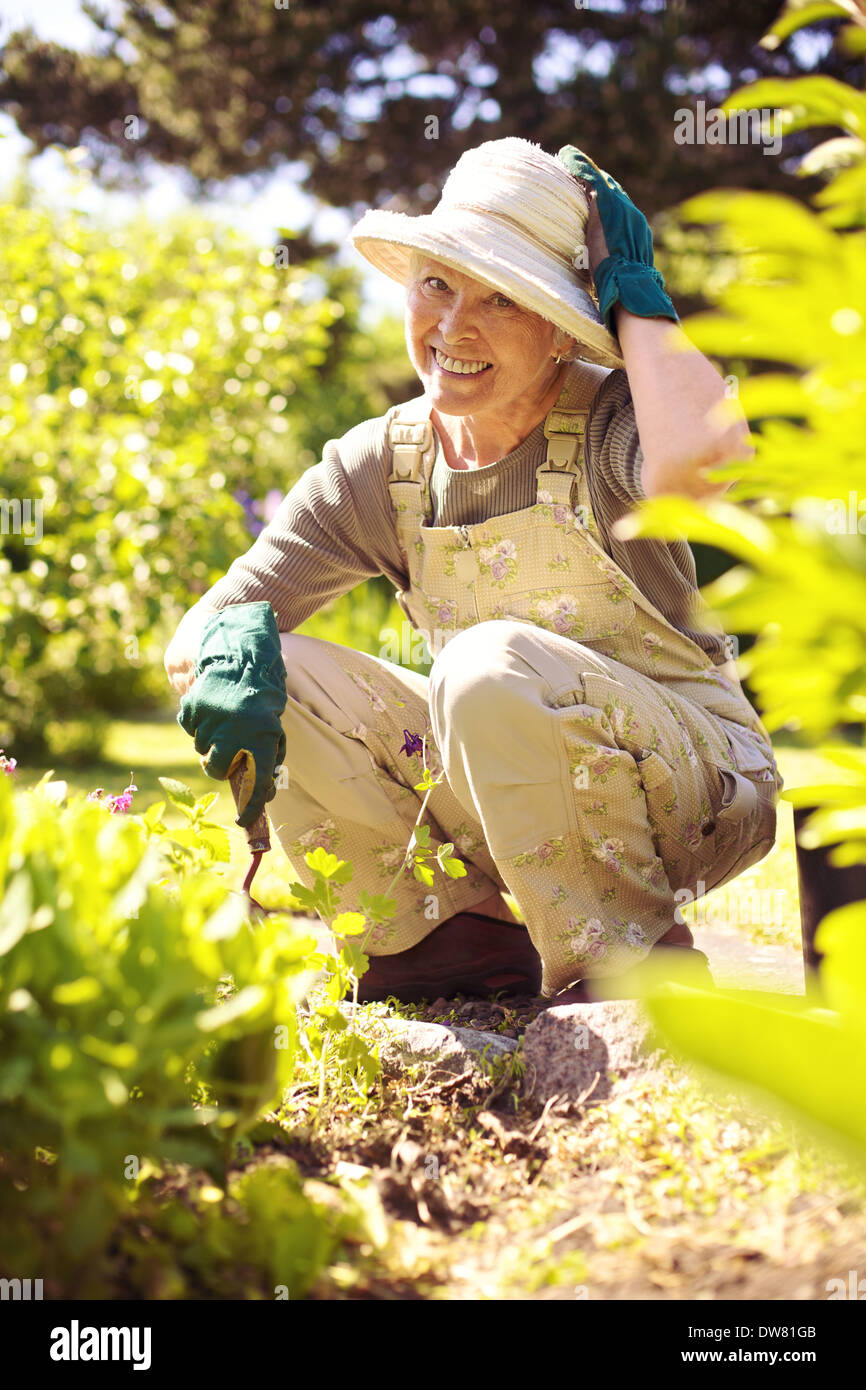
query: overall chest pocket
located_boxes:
[486,581,636,641]
[472,511,637,641]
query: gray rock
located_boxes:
[375,1018,517,1079]
[522,1000,663,1104]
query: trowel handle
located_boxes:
[228,757,271,855]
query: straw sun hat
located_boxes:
[349,137,624,370]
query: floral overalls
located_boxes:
[270,368,782,994]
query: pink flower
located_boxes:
[102,772,138,814]
[489,557,508,581]
[569,917,608,960]
[0,749,17,777]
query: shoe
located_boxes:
[355,911,542,1004]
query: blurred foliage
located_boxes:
[648,900,866,1169]
[638,0,866,1163]
[0,767,311,1290]
[0,178,410,759]
[1,0,859,218]
[0,767,387,1296]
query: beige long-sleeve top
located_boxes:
[201,364,728,665]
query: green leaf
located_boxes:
[143,799,166,829]
[645,984,866,1163]
[305,847,353,883]
[412,862,435,887]
[286,884,324,913]
[340,943,369,976]
[358,891,397,923]
[0,872,34,956]
[316,1003,347,1029]
[441,856,468,879]
[158,777,197,809]
[197,823,232,861]
[331,911,367,937]
[759,1,854,52]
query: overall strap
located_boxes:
[536,362,611,505]
[387,394,435,550]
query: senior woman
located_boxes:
[165,138,782,1005]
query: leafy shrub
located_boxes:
[0,180,409,758]
[0,769,326,1292]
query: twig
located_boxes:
[573,1070,602,1109]
[529,1093,563,1143]
[430,1067,476,1094]
[546,1213,595,1246]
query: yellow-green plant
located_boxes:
[630,0,866,1162]
[0,765,387,1294]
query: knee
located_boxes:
[428,621,530,738]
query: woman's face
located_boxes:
[404,257,564,417]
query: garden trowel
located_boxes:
[226,747,273,916]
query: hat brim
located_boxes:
[349,206,624,370]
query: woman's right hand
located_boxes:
[176,601,288,828]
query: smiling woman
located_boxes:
[170,136,780,1005]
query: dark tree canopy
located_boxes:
[0,0,854,216]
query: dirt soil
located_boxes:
[263,987,866,1302]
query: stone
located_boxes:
[521,999,663,1104]
[375,1018,518,1079]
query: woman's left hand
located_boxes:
[581,188,611,279]
[560,147,754,500]
[559,144,678,332]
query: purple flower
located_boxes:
[399,730,424,758]
[235,488,284,538]
[234,488,263,537]
[0,750,17,777]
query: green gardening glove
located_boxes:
[178,601,288,829]
[557,146,678,333]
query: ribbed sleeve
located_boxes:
[201,416,410,631]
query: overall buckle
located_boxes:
[389,419,434,483]
[541,406,586,472]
